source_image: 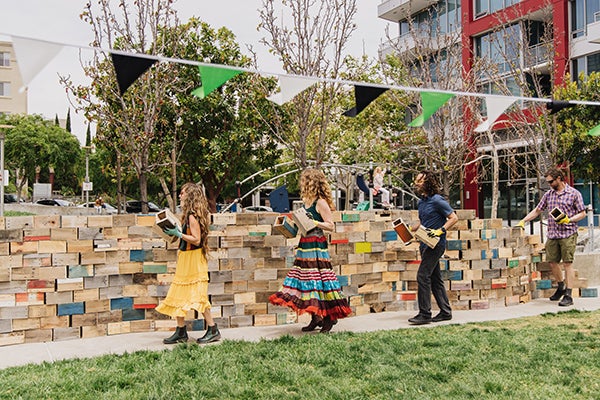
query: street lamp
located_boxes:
[82,146,92,208]
[0,124,15,217]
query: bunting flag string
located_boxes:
[267,75,318,105]
[408,92,455,127]
[3,32,600,135]
[110,53,158,95]
[192,65,244,99]
[342,85,388,117]
[474,96,518,132]
[11,36,64,92]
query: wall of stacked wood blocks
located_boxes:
[0,210,592,346]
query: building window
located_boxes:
[0,52,10,67]
[475,0,521,18]
[571,52,600,81]
[571,0,600,38]
[0,82,11,97]
[398,0,461,37]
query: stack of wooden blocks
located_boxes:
[0,209,594,346]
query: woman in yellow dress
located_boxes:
[156,182,220,344]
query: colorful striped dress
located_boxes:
[269,202,351,320]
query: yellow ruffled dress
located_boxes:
[155,222,210,318]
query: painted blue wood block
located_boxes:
[122,308,145,321]
[439,259,450,270]
[110,297,134,310]
[447,240,466,251]
[191,319,206,331]
[130,249,152,262]
[536,280,552,290]
[441,270,462,281]
[381,231,398,242]
[57,302,85,316]
[391,281,397,291]
[482,249,499,259]
[337,275,349,286]
[481,229,497,240]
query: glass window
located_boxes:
[0,82,10,96]
[588,52,600,73]
[476,0,489,16]
[572,0,585,38]
[0,52,10,67]
[587,0,600,24]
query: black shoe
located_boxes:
[432,312,452,322]
[163,326,188,344]
[558,295,573,307]
[197,324,221,344]
[550,286,566,301]
[301,315,323,332]
[320,316,337,334]
[408,314,432,325]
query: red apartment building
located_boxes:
[378,0,600,220]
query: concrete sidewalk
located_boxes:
[1,293,599,370]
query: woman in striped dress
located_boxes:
[269,168,351,333]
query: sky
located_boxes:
[0,0,389,144]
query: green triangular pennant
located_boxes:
[588,124,600,136]
[192,65,243,99]
[408,92,455,127]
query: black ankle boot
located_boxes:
[320,316,337,334]
[301,315,323,332]
[197,323,221,344]
[163,326,188,344]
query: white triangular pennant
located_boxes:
[267,75,318,105]
[474,96,518,132]
[11,36,64,92]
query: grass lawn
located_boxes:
[1,310,599,399]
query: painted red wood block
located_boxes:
[133,304,157,309]
[330,239,349,244]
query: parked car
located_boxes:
[125,200,161,214]
[244,205,273,212]
[77,201,118,214]
[36,199,74,207]
[3,194,19,203]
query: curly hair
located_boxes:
[417,170,441,196]
[180,182,210,254]
[299,168,335,210]
[545,167,565,181]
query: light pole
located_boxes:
[0,125,14,217]
[82,146,92,208]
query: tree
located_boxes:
[553,72,600,183]
[65,108,71,133]
[382,5,473,200]
[62,0,181,213]
[259,0,359,168]
[0,114,83,198]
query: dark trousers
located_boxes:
[417,242,452,318]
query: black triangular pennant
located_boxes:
[343,85,389,117]
[546,100,576,115]
[110,53,158,96]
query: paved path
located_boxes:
[1,293,599,369]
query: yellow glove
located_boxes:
[557,215,571,224]
[314,220,319,227]
[516,220,525,229]
[428,227,446,237]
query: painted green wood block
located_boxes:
[143,264,168,274]
[248,231,267,237]
[122,308,145,322]
[68,265,94,278]
[342,213,360,222]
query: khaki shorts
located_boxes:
[545,234,577,263]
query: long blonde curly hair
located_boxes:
[299,168,335,210]
[180,182,210,254]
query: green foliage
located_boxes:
[0,114,83,196]
[1,311,600,399]
[553,72,600,182]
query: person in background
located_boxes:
[517,168,586,306]
[156,182,221,344]
[409,170,458,325]
[373,166,391,207]
[94,196,103,214]
[269,168,352,333]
